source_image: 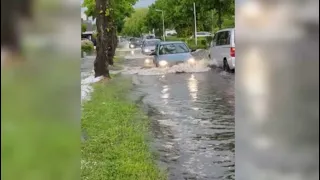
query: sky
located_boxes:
[134,0,155,8]
[81,0,155,20]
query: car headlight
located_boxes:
[144,49,150,52]
[188,57,196,64]
[159,60,168,67]
[130,44,135,48]
[144,58,151,64]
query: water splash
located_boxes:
[81,73,103,103]
[122,59,211,76]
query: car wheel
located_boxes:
[223,59,231,72]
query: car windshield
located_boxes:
[144,40,159,46]
[159,43,190,55]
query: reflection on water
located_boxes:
[113,48,235,180]
[130,72,235,180]
[188,74,198,101]
[161,85,170,104]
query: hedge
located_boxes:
[81,39,94,56]
[165,36,211,50]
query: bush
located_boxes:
[206,36,213,43]
[200,39,207,46]
[81,24,87,33]
[186,38,208,50]
[166,36,209,50]
[81,39,94,54]
[165,36,186,42]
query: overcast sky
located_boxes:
[81,0,155,20]
[134,0,155,8]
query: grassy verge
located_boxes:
[81,77,166,180]
[109,56,124,71]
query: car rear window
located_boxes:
[144,40,160,46]
[216,31,231,46]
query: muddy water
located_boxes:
[81,47,235,179]
[124,52,235,180]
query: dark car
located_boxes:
[129,38,142,49]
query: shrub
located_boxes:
[81,24,87,33]
[186,39,208,50]
[200,39,207,46]
[81,39,94,54]
[206,36,213,43]
[92,32,97,39]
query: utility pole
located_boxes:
[156,9,165,41]
[218,0,222,29]
[212,10,214,32]
[193,2,197,46]
[162,11,165,41]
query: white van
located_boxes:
[209,28,235,72]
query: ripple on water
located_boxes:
[127,60,235,180]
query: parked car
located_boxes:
[190,31,212,39]
[208,28,235,72]
[145,41,196,68]
[129,38,142,49]
[141,39,161,55]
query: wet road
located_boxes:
[81,48,235,180]
[126,56,235,180]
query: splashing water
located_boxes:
[81,72,103,103]
[121,59,212,76]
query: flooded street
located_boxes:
[81,48,235,180]
[126,53,235,180]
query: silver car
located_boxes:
[141,39,161,55]
[145,41,197,68]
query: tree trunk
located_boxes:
[106,14,116,66]
[94,0,110,78]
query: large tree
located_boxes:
[82,0,138,33]
[83,0,138,78]
[121,8,148,37]
[94,0,112,78]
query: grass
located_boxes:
[81,77,166,180]
[109,56,124,71]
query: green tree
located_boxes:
[145,0,234,37]
[83,0,139,78]
[122,8,148,37]
[82,0,138,33]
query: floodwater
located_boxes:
[81,44,235,180]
